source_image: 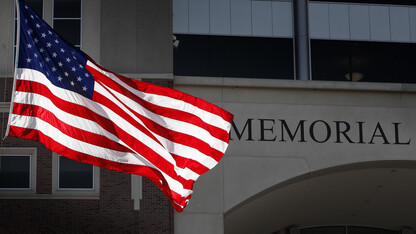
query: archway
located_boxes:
[225,161,416,234]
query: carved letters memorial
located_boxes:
[230,119,411,145]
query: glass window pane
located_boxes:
[351,41,393,83]
[311,40,416,83]
[0,156,30,189]
[174,35,211,76]
[210,36,252,78]
[391,43,416,83]
[310,0,416,6]
[301,226,346,234]
[311,40,350,81]
[348,226,399,234]
[174,34,294,79]
[54,0,81,18]
[14,20,17,45]
[53,19,81,46]
[23,0,43,17]
[252,37,293,79]
[59,156,93,189]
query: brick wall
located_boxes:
[0,77,174,233]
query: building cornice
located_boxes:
[174,76,416,93]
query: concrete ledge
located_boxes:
[120,73,173,80]
[0,102,9,112]
[0,194,100,199]
[1,73,174,80]
[174,76,416,93]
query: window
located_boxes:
[0,156,31,189]
[174,34,294,79]
[0,148,37,194]
[23,0,43,16]
[301,226,346,234]
[311,40,416,84]
[299,226,399,234]
[58,156,93,189]
[52,153,99,196]
[310,0,416,6]
[53,0,81,48]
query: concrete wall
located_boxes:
[0,0,15,75]
[101,0,173,75]
[173,77,416,234]
[82,0,101,63]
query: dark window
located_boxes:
[300,226,399,234]
[53,19,81,46]
[53,0,81,48]
[301,226,346,234]
[23,0,43,16]
[350,41,392,83]
[0,156,31,189]
[311,40,416,84]
[311,40,350,82]
[391,43,416,83]
[174,35,210,77]
[348,226,398,234]
[58,156,93,189]
[174,34,294,79]
[54,0,81,18]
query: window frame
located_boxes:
[0,147,37,194]
[52,0,82,48]
[52,152,99,197]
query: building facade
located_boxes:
[172,0,416,233]
[1,0,416,233]
[0,0,174,232]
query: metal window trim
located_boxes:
[52,152,100,197]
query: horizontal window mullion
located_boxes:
[53,17,81,20]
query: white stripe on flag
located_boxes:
[95,81,228,154]
[15,68,201,181]
[87,61,232,132]
[10,114,193,198]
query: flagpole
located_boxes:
[3,0,20,140]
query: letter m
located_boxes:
[280,120,306,142]
[230,119,254,141]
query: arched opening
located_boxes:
[224,161,416,234]
[292,225,399,234]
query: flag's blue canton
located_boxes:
[18,1,94,99]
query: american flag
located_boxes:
[7,0,233,212]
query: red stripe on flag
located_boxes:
[171,153,210,175]
[15,79,162,147]
[12,0,233,212]
[15,79,197,189]
[12,103,132,153]
[88,66,230,144]
[8,125,189,212]
[92,90,225,163]
[88,59,233,123]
